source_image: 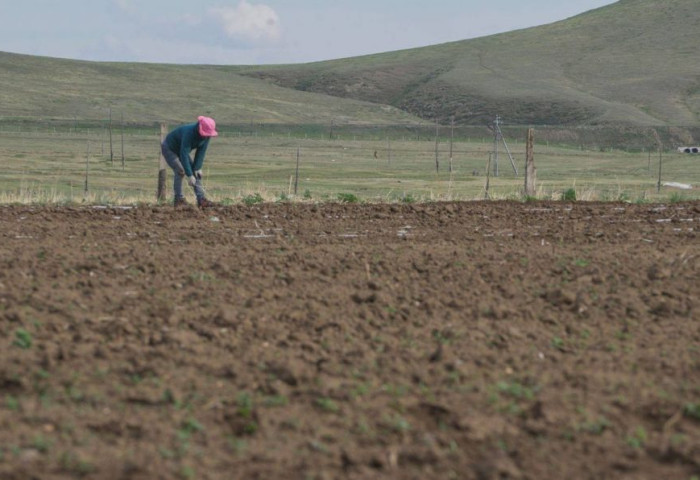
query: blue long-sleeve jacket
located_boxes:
[164,122,210,177]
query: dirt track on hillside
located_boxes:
[0,201,698,480]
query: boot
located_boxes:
[197,197,218,208]
[174,197,188,208]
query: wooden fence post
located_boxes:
[387,137,391,165]
[434,118,440,173]
[485,153,492,199]
[109,108,114,165]
[449,117,454,174]
[120,113,125,171]
[524,128,536,197]
[84,141,90,195]
[157,123,168,202]
[657,146,663,193]
[294,146,300,195]
[651,128,663,193]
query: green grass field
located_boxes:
[2,126,698,205]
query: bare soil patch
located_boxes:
[1,201,698,479]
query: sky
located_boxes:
[0,0,617,65]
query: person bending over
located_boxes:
[161,116,218,208]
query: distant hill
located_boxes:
[240,0,700,126]
[1,0,698,126]
[0,52,421,125]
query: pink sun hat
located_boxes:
[198,116,219,137]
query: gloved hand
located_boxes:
[195,169,203,180]
[187,175,197,187]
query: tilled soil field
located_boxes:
[0,201,698,480]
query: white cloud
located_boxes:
[113,0,137,15]
[209,1,281,44]
[84,33,285,65]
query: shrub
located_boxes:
[316,397,339,413]
[669,192,685,204]
[337,193,359,203]
[562,188,577,202]
[242,193,263,206]
[13,329,32,349]
[684,402,700,420]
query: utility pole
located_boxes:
[493,115,518,176]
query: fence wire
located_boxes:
[1,121,698,204]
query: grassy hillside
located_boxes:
[240,0,700,126]
[1,0,698,127]
[0,52,421,126]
